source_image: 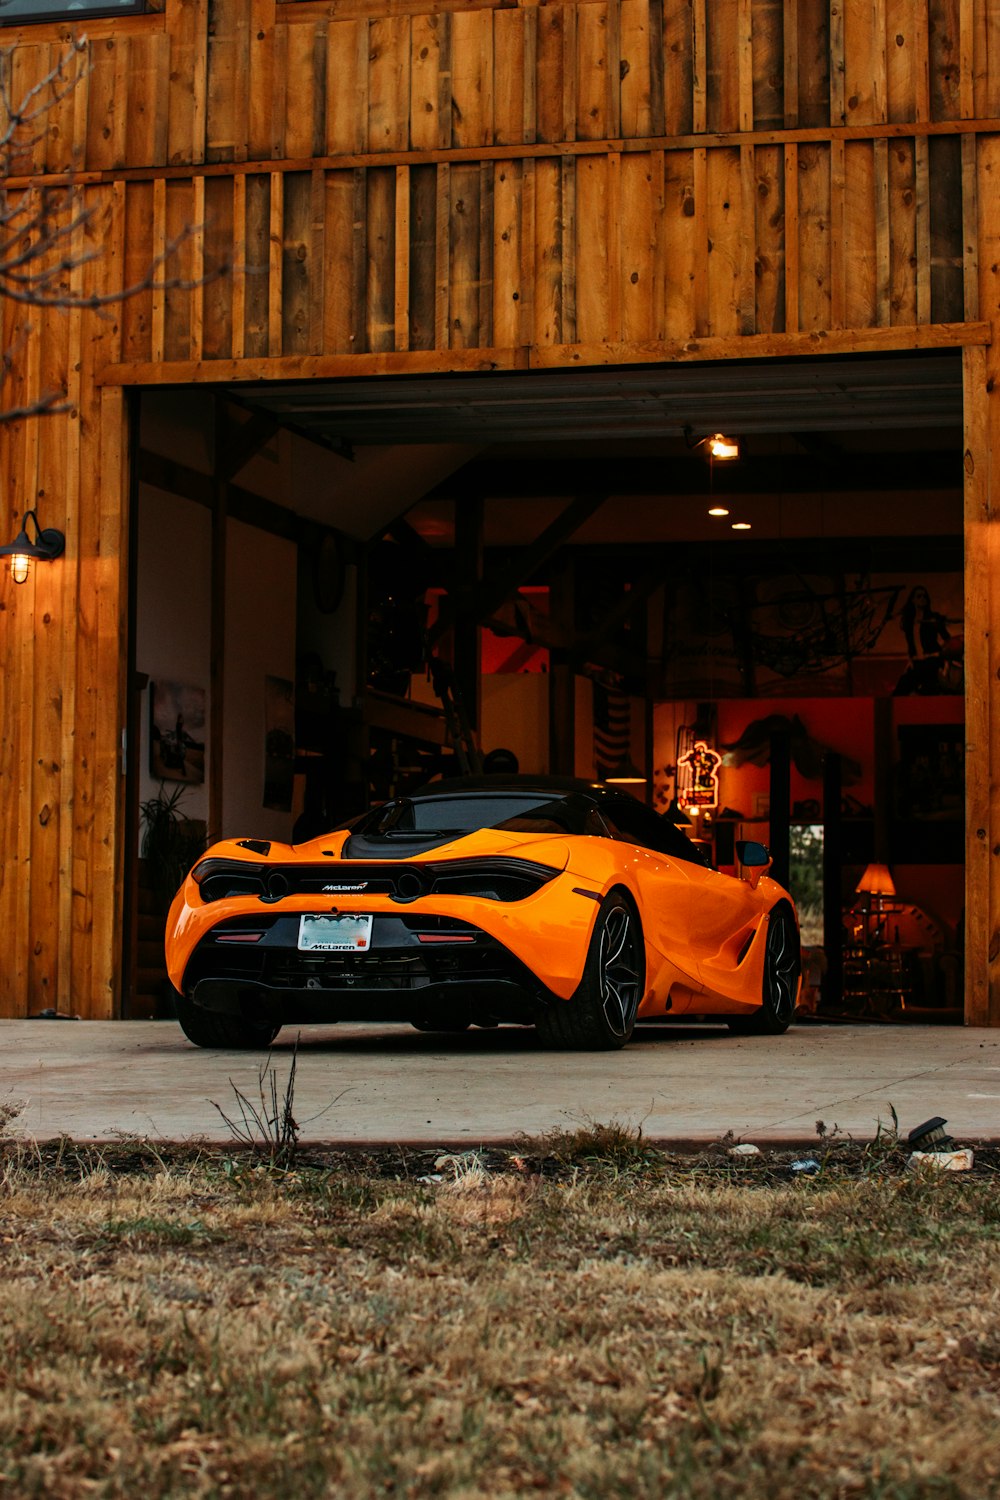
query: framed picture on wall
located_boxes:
[895,724,964,821]
[149,680,206,785]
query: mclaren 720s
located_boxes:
[165,776,801,1051]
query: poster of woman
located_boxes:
[892,584,964,695]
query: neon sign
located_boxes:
[677,739,721,813]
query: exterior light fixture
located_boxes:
[708,506,730,517]
[731,521,752,531]
[0,509,65,584]
[605,755,646,785]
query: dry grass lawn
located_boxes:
[0,1128,998,1499]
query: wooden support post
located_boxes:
[768,730,791,890]
[872,696,892,862]
[822,751,844,1010]
[209,401,228,845]
[122,390,143,1020]
[549,556,576,777]
[963,341,1000,1026]
[453,495,483,734]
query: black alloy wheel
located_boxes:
[536,891,644,1051]
[728,907,800,1036]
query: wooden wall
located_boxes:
[0,0,998,1019]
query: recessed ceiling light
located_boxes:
[708,506,730,517]
[731,521,752,531]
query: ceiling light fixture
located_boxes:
[0,509,65,584]
[705,433,740,461]
[731,521,752,531]
[708,506,730,517]
[683,426,741,462]
[605,755,647,786]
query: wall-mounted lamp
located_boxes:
[0,510,65,584]
[685,427,741,461]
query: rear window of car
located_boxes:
[600,798,709,865]
[364,794,555,835]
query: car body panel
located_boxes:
[164,779,800,1030]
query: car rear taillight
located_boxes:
[191,859,268,903]
[426,858,558,902]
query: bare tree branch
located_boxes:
[0,36,225,426]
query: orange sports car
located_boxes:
[166,776,801,1050]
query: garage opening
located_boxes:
[127,350,964,1025]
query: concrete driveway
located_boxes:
[1,1019,999,1146]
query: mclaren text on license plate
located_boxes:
[298,914,373,952]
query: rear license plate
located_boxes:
[298,914,373,952]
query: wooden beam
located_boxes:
[209,407,227,844]
[428,490,609,646]
[548,556,576,776]
[136,449,298,541]
[100,322,993,386]
[363,688,447,746]
[215,409,280,482]
[428,451,962,500]
[576,572,664,653]
[963,340,999,1026]
[11,119,1000,201]
[452,495,484,730]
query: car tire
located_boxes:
[535,891,644,1051]
[174,989,280,1050]
[727,906,800,1036]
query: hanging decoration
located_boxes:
[592,680,632,781]
[677,739,721,813]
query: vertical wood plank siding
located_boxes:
[0,0,997,1017]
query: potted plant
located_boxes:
[139,782,208,914]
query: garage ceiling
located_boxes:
[228,351,963,450]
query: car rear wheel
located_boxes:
[535,892,643,1051]
[174,989,280,1049]
[727,907,800,1036]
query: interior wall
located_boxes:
[222,519,298,842]
[653,694,965,937]
[135,486,213,834]
[297,555,358,707]
[135,494,299,846]
[481,676,549,775]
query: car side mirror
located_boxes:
[735,839,772,891]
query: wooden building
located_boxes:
[0,0,998,1024]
